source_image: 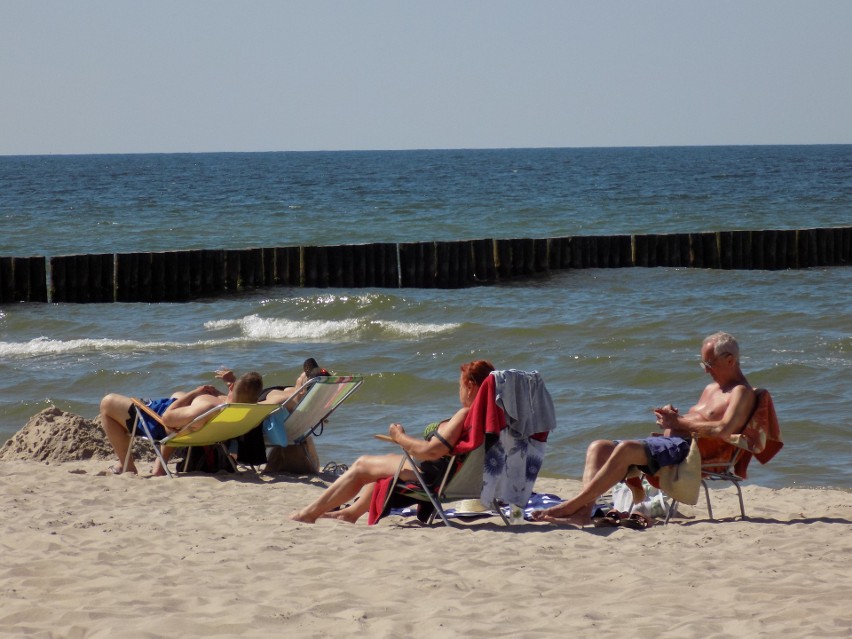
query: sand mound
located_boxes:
[0,407,153,463]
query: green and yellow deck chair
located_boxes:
[126,399,281,478]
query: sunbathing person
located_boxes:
[99,371,263,476]
[258,357,330,412]
[532,332,756,525]
[289,359,495,524]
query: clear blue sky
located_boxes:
[2,1,851,155]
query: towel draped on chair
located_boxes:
[367,370,556,525]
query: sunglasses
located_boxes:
[699,352,732,370]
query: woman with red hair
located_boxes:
[290,360,495,524]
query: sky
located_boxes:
[2,1,851,155]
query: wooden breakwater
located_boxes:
[1,226,849,303]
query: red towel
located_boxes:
[703,389,783,477]
[368,475,394,525]
[451,375,506,455]
[662,388,783,481]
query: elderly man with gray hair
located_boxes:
[532,332,756,527]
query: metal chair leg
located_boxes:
[702,479,714,519]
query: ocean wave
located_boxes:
[0,336,237,358]
[204,315,459,342]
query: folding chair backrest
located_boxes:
[441,445,486,501]
[263,375,363,447]
[166,403,280,447]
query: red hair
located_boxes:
[460,360,495,387]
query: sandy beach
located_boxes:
[1,452,850,639]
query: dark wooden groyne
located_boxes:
[1,226,849,303]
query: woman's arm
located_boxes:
[388,405,469,461]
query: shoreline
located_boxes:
[2,459,851,637]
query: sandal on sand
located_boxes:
[620,512,653,530]
[592,509,625,528]
[322,462,349,477]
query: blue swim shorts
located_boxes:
[125,397,177,440]
[638,436,691,475]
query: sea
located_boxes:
[1,146,850,489]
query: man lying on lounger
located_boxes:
[532,332,756,526]
[99,371,264,476]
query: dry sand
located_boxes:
[0,410,850,638]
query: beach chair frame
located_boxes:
[261,375,363,470]
[384,443,509,528]
[663,389,774,524]
[125,400,281,478]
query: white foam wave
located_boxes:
[204,315,459,342]
[371,320,460,338]
[0,336,233,358]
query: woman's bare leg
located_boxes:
[322,482,375,523]
[290,453,411,523]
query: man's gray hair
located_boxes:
[705,332,739,360]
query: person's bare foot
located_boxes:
[530,501,594,526]
[531,510,589,526]
[150,462,169,477]
[289,509,318,524]
[320,509,359,524]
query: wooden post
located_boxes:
[47,256,65,303]
[507,239,524,276]
[616,235,633,267]
[749,231,764,269]
[687,233,702,267]
[533,238,548,273]
[494,239,512,280]
[137,253,153,302]
[149,252,166,302]
[92,253,114,302]
[302,246,328,288]
[22,257,46,302]
[774,230,788,270]
[597,235,611,268]
[571,236,586,269]
[273,247,298,286]
[806,228,819,267]
[632,235,647,267]
[730,231,746,269]
[380,242,399,288]
[655,234,668,267]
[357,243,372,287]
[557,237,573,269]
[398,243,417,287]
[435,241,451,288]
[763,230,778,270]
[262,247,276,286]
[779,230,798,269]
[174,251,190,300]
[718,231,733,269]
[185,250,202,298]
[472,239,496,283]
[817,228,835,266]
[225,250,241,291]
[201,249,225,296]
[0,257,12,303]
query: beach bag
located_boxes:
[656,437,702,505]
[176,445,235,474]
[264,438,319,475]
